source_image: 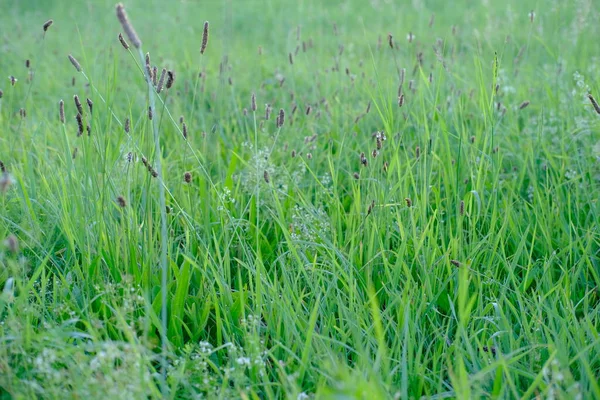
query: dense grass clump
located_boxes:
[0,0,599,398]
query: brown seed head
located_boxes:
[201,21,209,54]
[450,259,461,267]
[353,172,360,180]
[43,19,54,32]
[263,170,270,183]
[405,197,412,207]
[289,52,293,65]
[519,100,530,110]
[73,95,83,115]
[116,196,127,208]
[387,33,394,49]
[115,3,142,48]
[76,113,83,136]
[118,33,129,49]
[156,68,167,93]
[68,54,81,72]
[277,108,285,127]
[25,59,30,69]
[148,106,153,120]
[182,122,188,139]
[251,93,257,112]
[166,70,175,89]
[360,152,368,166]
[459,200,465,216]
[588,94,600,114]
[184,171,192,183]
[59,100,65,123]
[0,161,4,173]
[124,118,130,133]
[86,98,93,114]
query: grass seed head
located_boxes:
[184,171,192,183]
[118,33,129,49]
[166,70,175,89]
[68,54,81,72]
[405,197,412,207]
[124,117,130,133]
[200,21,209,54]
[353,172,360,180]
[116,196,127,208]
[86,98,93,113]
[59,100,65,123]
[263,170,270,183]
[157,68,167,93]
[115,3,141,48]
[73,95,83,115]
[276,108,285,127]
[182,122,188,139]
[0,161,5,173]
[587,94,600,114]
[251,93,257,112]
[43,19,54,32]
[388,33,394,49]
[519,100,530,110]
[76,113,83,136]
[148,106,153,120]
[25,59,30,68]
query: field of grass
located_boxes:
[0,0,599,398]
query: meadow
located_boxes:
[0,0,599,398]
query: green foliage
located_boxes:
[0,0,599,398]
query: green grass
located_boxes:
[1,0,599,398]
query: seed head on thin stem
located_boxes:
[276,108,285,128]
[166,70,175,89]
[263,170,270,183]
[124,117,130,133]
[157,68,167,93]
[200,21,209,54]
[76,113,83,136]
[59,100,65,123]
[251,93,257,112]
[74,95,83,115]
[519,100,530,110]
[118,33,129,49]
[588,94,600,114]
[388,33,394,49]
[182,122,188,139]
[184,171,192,183]
[86,98,93,114]
[148,106,153,120]
[43,19,53,32]
[68,54,82,72]
[115,3,142,48]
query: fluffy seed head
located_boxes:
[43,19,54,32]
[68,54,81,72]
[115,3,141,48]
[200,21,209,54]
